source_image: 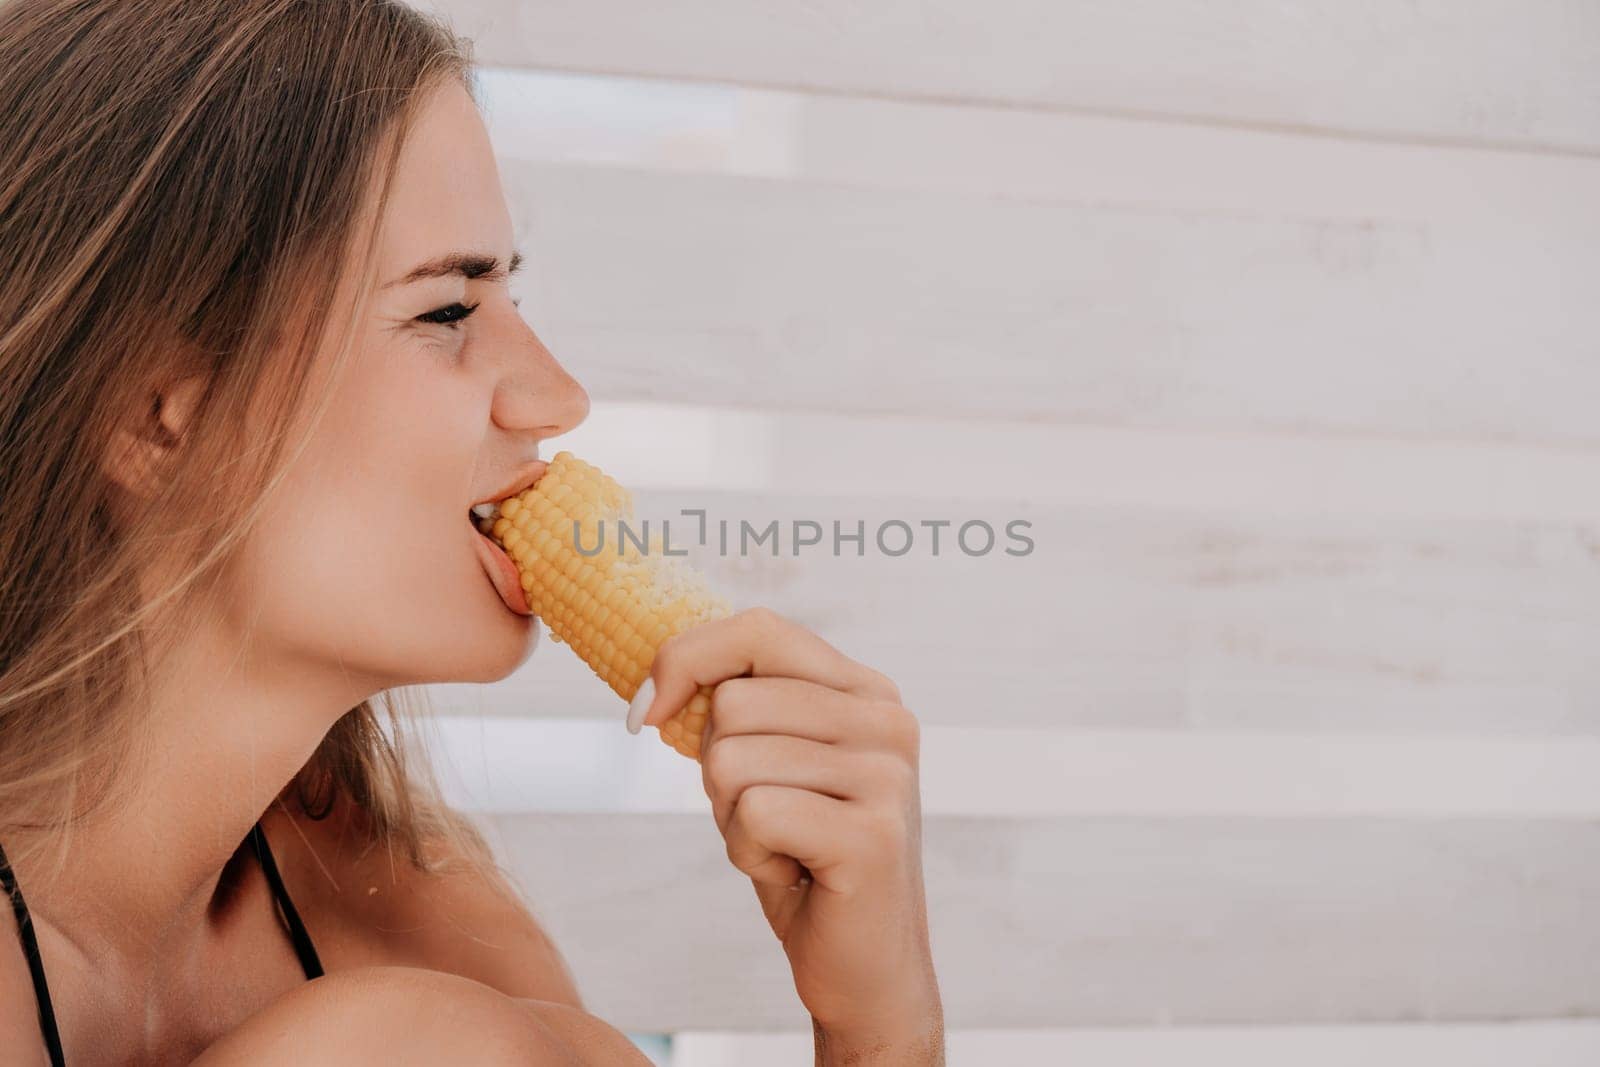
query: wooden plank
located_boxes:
[477,68,1600,230]
[429,491,1600,734]
[423,0,1600,154]
[479,812,1600,1029]
[544,403,1600,523]
[502,162,1600,443]
[674,1023,1600,1067]
[425,716,1600,819]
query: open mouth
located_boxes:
[465,459,549,538]
[464,461,548,616]
[468,503,532,615]
[469,500,500,537]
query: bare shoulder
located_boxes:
[190,964,651,1066]
[258,791,585,1009]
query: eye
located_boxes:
[415,301,480,329]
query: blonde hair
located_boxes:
[0,0,504,890]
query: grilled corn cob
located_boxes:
[476,451,732,760]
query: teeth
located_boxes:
[471,501,501,538]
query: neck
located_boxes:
[4,593,383,973]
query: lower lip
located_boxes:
[471,526,533,615]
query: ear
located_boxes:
[102,374,208,500]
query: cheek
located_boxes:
[219,503,541,692]
[302,347,471,563]
[268,429,469,613]
[227,473,506,669]
[220,355,530,674]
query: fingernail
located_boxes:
[626,677,655,735]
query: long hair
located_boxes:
[0,0,502,888]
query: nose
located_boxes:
[490,314,590,441]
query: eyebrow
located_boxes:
[384,249,525,288]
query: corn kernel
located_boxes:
[483,451,733,760]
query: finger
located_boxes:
[637,607,900,730]
[723,784,857,891]
[702,676,913,752]
[700,733,865,834]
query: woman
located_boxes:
[0,0,943,1063]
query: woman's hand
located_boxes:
[630,607,943,1048]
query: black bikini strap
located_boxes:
[0,836,67,1067]
[247,821,324,980]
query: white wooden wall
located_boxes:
[414,1,1600,1060]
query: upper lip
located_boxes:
[469,460,549,510]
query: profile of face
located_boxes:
[151,81,590,697]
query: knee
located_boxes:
[317,966,579,1064]
[196,965,578,1066]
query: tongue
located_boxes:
[472,528,532,615]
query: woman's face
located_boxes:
[225,80,588,692]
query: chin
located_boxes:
[460,603,541,683]
[375,571,542,685]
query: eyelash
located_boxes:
[416,297,522,330]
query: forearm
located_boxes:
[812,1004,945,1067]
